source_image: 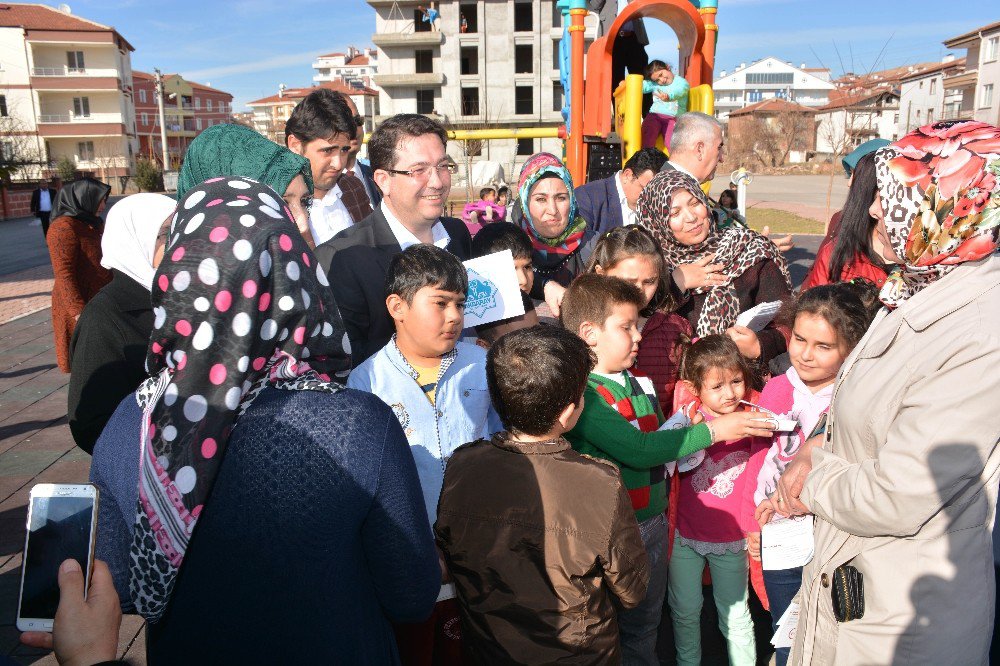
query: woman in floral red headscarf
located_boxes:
[763,120,1000,665]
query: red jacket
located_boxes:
[801,237,888,290]
[633,311,693,417]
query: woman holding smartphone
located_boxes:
[90,176,440,663]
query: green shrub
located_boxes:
[133,158,163,192]
[55,155,76,182]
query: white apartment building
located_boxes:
[368,0,597,176]
[943,21,1000,127]
[815,88,900,156]
[0,4,137,185]
[312,46,379,90]
[713,57,834,122]
[897,56,966,136]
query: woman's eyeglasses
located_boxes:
[384,163,458,181]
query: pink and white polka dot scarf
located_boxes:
[130,176,351,620]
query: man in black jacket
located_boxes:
[30,179,57,236]
[314,114,471,366]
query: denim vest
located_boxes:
[348,339,501,526]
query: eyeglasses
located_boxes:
[352,114,364,127]
[384,163,458,181]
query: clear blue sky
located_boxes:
[64,0,999,110]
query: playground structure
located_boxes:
[440,0,719,186]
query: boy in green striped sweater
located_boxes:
[561,274,774,664]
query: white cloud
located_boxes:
[182,50,326,80]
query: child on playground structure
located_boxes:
[641,60,690,150]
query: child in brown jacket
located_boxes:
[435,325,649,664]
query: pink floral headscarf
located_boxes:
[875,120,1000,308]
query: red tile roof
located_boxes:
[728,98,816,117]
[247,80,377,106]
[132,70,233,99]
[818,86,898,111]
[318,52,345,58]
[944,21,1000,47]
[898,57,966,82]
[346,55,370,66]
[834,62,939,87]
[0,2,134,50]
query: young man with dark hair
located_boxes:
[575,147,667,235]
[315,113,472,365]
[285,88,371,244]
[347,243,500,665]
[435,324,649,663]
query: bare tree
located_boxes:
[0,112,45,183]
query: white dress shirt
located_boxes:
[308,184,355,246]
[614,171,637,226]
[666,160,699,182]
[381,201,450,251]
[38,189,51,212]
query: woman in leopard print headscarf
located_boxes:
[636,170,792,369]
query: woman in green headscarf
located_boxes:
[176,123,317,246]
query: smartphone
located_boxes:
[17,483,99,632]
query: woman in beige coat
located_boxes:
[768,120,1000,665]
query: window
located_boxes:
[0,95,6,117]
[893,113,899,124]
[515,44,533,74]
[459,4,477,33]
[930,78,936,94]
[516,138,534,155]
[416,89,435,114]
[919,80,924,89]
[460,46,478,75]
[982,83,995,109]
[551,0,562,28]
[66,50,85,72]
[415,49,434,74]
[207,99,213,111]
[139,89,147,104]
[986,36,999,62]
[461,87,480,115]
[515,86,533,114]
[916,109,922,122]
[72,97,90,117]
[414,8,431,32]
[141,112,148,126]
[77,140,94,161]
[552,82,563,113]
[552,44,561,71]
[196,118,202,130]
[1,140,14,162]
[745,72,794,85]
[927,108,934,122]
[194,97,201,110]
[747,90,762,102]
[514,2,533,32]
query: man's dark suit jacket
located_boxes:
[355,161,382,209]
[575,174,624,237]
[313,207,472,366]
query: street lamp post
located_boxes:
[154,68,169,170]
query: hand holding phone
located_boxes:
[17,483,99,632]
[20,558,121,664]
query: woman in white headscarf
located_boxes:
[68,193,177,453]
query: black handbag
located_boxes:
[831,564,865,622]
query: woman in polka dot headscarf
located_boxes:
[130,175,354,619]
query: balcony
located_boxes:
[32,66,119,77]
[373,73,444,88]
[38,112,123,124]
[944,69,978,89]
[372,32,444,48]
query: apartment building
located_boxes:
[247,80,379,144]
[133,72,233,168]
[814,87,900,156]
[0,3,137,185]
[133,72,233,169]
[897,57,966,136]
[368,0,597,173]
[943,21,1000,126]
[313,46,378,89]
[713,58,834,122]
